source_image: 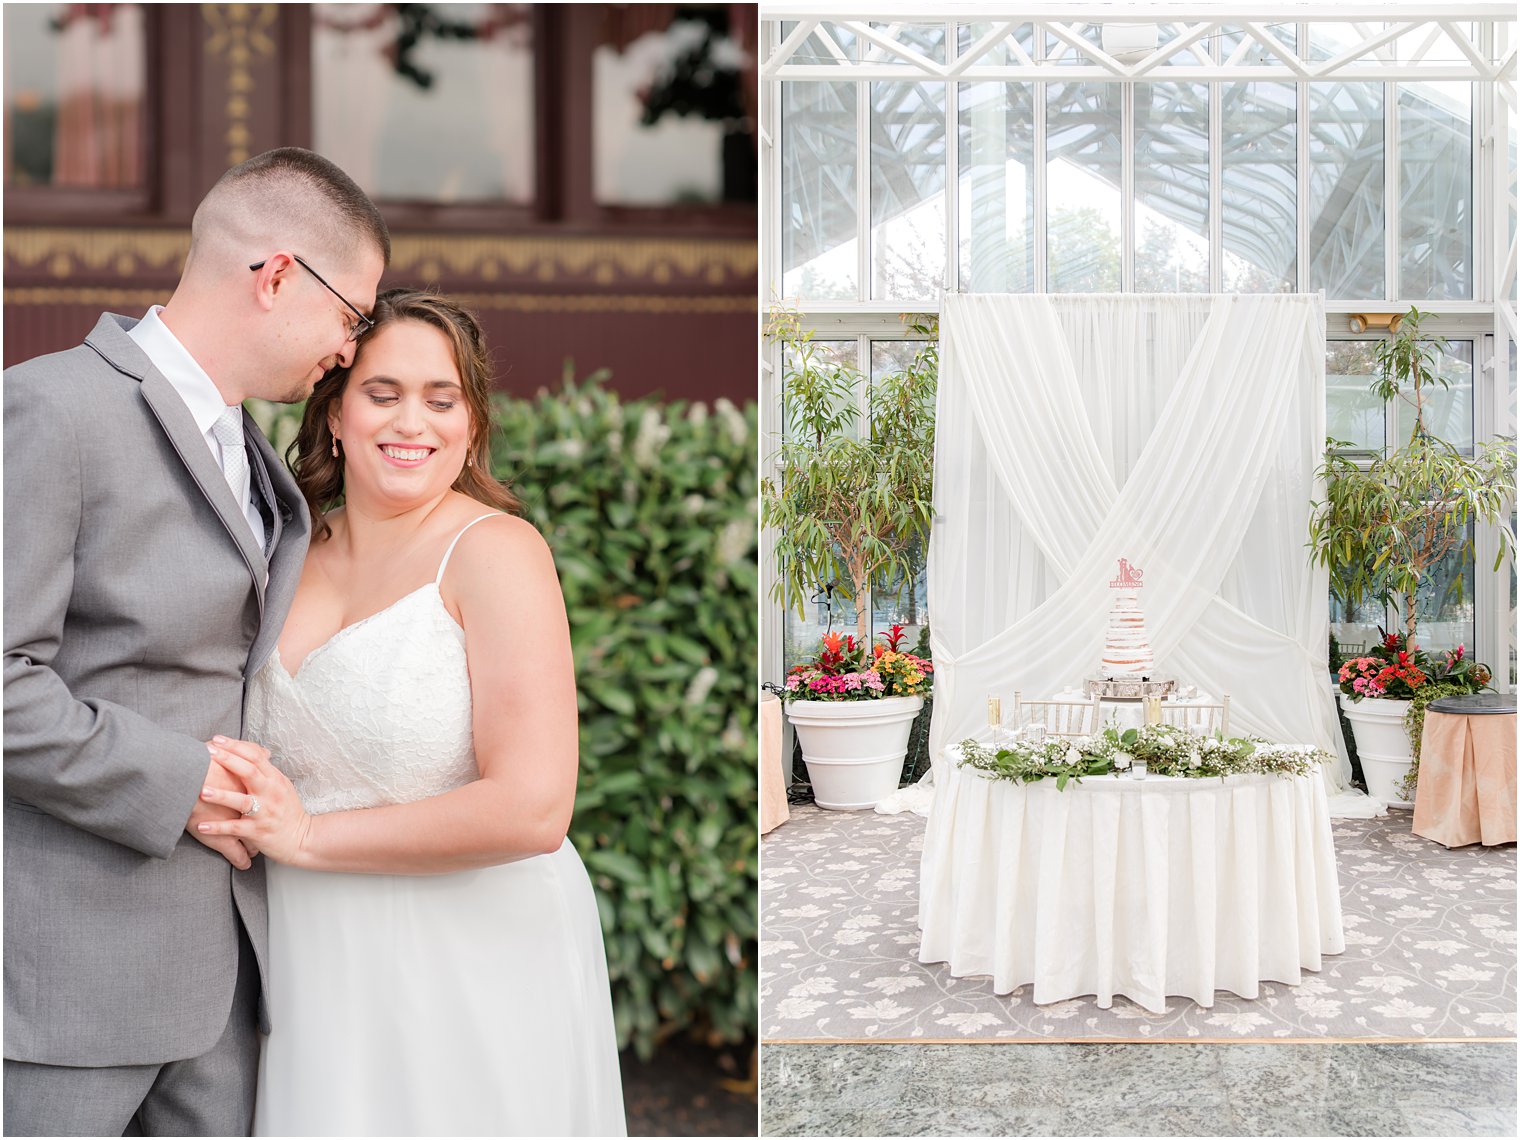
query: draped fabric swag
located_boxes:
[926,293,1369,814]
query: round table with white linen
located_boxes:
[917,744,1345,1013]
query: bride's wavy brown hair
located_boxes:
[289,288,522,540]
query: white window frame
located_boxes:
[760,4,1517,695]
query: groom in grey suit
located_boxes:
[3,148,388,1136]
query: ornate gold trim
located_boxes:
[4,288,168,308]
[5,287,756,316]
[203,5,278,167]
[445,293,755,314]
[5,228,757,283]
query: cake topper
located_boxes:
[1108,558,1144,590]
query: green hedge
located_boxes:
[490,375,757,1059]
[249,375,758,1060]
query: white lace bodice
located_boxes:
[245,516,498,814]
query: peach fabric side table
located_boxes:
[1412,693,1516,848]
[760,692,790,834]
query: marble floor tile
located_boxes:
[1399,1105,1519,1137]
[1219,1043,1334,1109]
[1325,1042,1517,1107]
[762,1042,1518,1137]
[853,1105,1064,1136]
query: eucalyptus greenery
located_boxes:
[958,726,1330,788]
[1308,306,1516,640]
[762,305,936,645]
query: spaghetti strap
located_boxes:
[435,514,503,586]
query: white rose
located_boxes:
[1065,746,1082,767]
[1188,751,1201,768]
[1113,751,1133,770]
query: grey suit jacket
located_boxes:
[3,313,310,1067]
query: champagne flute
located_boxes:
[987,696,1003,747]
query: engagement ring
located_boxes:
[245,797,261,817]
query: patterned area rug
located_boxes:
[760,806,1516,1042]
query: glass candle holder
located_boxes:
[1131,757,1148,780]
[1024,722,1047,746]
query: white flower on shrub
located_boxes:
[1438,964,1495,983]
[1065,746,1082,766]
[788,977,838,997]
[684,666,719,707]
[714,517,752,569]
[865,976,926,996]
[935,1011,1001,1034]
[714,397,747,445]
[849,999,911,1020]
[1205,1010,1272,1034]
[1371,998,1436,1019]
[1113,751,1133,770]
[687,402,708,426]
[775,997,827,1019]
[1356,975,1416,994]
[632,407,671,468]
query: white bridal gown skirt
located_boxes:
[253,840,626,1137]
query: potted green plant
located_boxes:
[783,626,934,809]
[763,305,936,808]
[1310,306,1515,805]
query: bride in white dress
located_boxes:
[197,290,626,1136]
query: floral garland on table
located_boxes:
[958,724,1330,789]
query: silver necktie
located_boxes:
[211,405,250,517]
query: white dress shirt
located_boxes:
[128,306,265,545]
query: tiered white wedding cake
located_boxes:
[1101,592,1155,679]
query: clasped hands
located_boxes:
[186,737,311,869]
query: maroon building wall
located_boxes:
[3,5,758,404]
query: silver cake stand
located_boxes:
[1084,677,1177,701]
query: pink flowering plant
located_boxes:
[783,625,933,702]
[1336,629,1493,702]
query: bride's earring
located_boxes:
[331,437,340,459]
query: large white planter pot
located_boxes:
[785,695,924,811]
[1341,696,1416,808]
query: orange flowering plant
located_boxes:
[784,624,933,701]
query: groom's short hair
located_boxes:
[186,147,390,275]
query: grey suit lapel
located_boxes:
[246,423,310,680]
[84,315,268,615]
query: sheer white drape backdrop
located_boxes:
[922,293,1375,817]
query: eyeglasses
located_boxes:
[249,253,375,342]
